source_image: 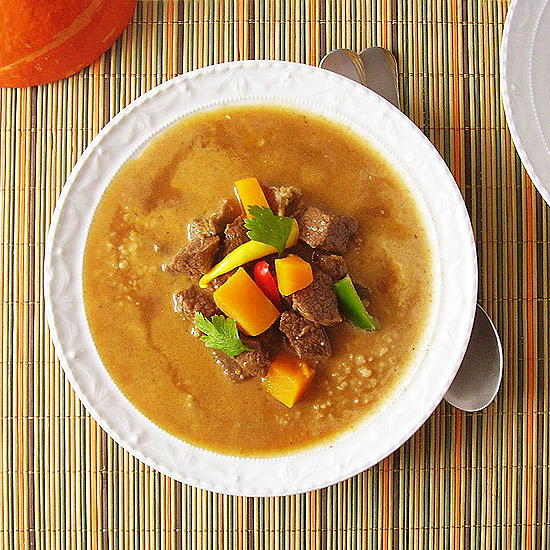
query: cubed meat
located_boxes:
[250,326,282,358]
[312,252,348,281]
[235,336,272,377]
[187,199,239,240]
[173,285,221,320]
[265,185,304,217]
[212,352,254,383]
[215,328,281,381]
[292,270,342,326]
[222,215,249,255]
[279,311,332,358]
[165,235,220,279]
[298,206,358,254]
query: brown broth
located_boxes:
[83,105,433,456]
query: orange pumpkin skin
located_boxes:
[0,0,136,88]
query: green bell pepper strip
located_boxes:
[333,275,379,331]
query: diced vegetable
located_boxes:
[234,177,270,217]
[194,313,253,357]
[199,240,274,288]
[333,275,379,330]
[213,268,280,336]
[285,218,299,247]
[245,206,298,256]
[274,254,313,296]
[198,221,300,288]
[262,355,315,407]
[253,261,282,308]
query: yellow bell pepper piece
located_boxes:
[262,355,315,407]
[234,177,270,217]
[274,254,313,296]
[213,268,280,336]
[198,219,299,288]
[285,218,299,247]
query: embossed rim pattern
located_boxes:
[45,61,477,496]
[501,0,550,206]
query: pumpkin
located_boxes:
[0,0,136,88]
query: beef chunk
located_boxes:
[173,285,221,319]
[250,326,282,358]
[279,311,332,358]
[165,235,220,279]
[265,185,304,217]
[214,328,281,382]
[222,215,249,255]
[187,199,239,240]
[213,352,254,382]
[292,270,342,326]
[312,252,348,281]
[298,206,358,254]
[237,328,282,377]
[235,336,272,377]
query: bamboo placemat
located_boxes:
[1,0,548,547]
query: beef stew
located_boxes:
[83,105,433,456]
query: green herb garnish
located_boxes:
[194,313,253,358]
[244,205,293,256]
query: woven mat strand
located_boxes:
[1,0,548,548]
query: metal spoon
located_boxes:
[320,47,503,411]
[444,305,502,411]
[318,49,367,85]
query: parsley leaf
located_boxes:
[244,205,293,256]
[194,313,253,358]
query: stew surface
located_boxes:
[83,105,433,456]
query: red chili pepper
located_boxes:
[253,260,282,308]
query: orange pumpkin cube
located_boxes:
[274,254,313,296]
[234,177,270,217]
[213,268,280,336]
[262,355,315,408]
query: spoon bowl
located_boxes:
[444,304,503,411]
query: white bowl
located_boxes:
[45,61,477,496]
[501,0,550,206]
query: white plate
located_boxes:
[45,61,477,496]
[502,0,550,205]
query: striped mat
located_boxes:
[1,0,549,547]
